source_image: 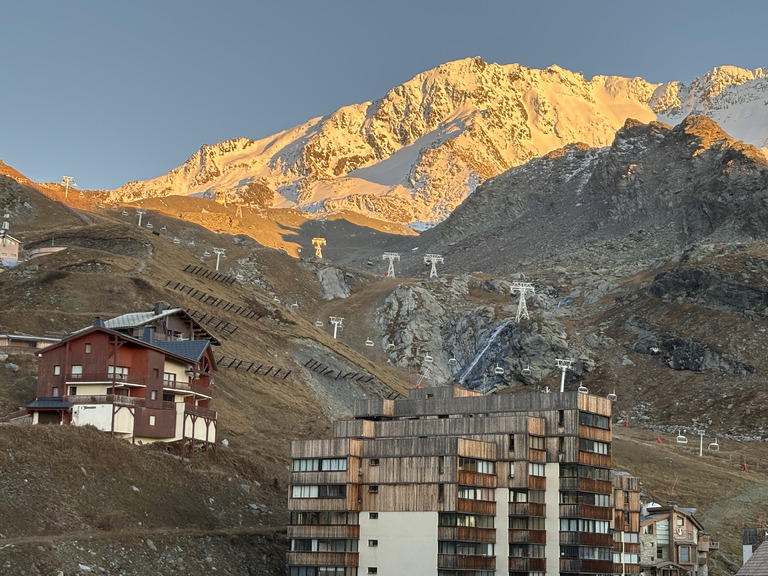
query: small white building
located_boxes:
[0,233,20,266]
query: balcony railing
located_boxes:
[162,379,211,398]
[64,394,145,407]
[183,404,217,420]
[67,372,147,387]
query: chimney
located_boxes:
[142,326,154,343]
[153,300,170,315]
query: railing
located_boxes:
[64,394,145,407]
[67,372,147,387]
[183,404,217,420]
[162,379,211,398]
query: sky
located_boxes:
[2,0,767,191]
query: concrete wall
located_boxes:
[545,462,560,576]
[359,511,438,575]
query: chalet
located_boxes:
[0,233,20,266]
[737,539,768,575]
[640,502,713,576]
[27,307,218,451]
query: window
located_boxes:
[292,485,318,498]
[369,485,379,494]
[149,415,156,426]
[291,485,346,499]
[458,457,495,474]
[369,512,378,520]
[438,456,444,473]
[52,387,59,397]
[528,462,545,477]
[150,390,157,400]
[579,438,610,455]
[509,462,515,477]
[558,410,565,426]
[509,434,515,451]
[54,365,61,376]
[163,394,174,402]
[578,411,610,429]
[367,568,377,574]
[438,484,444,502]
[67,386,76,395]
[163,372,175,383]
[370,458,380,466]
[529,436,545,450]
[458,486,494,501]
[440,514,494,528]
[368,540,378,547]
[321,458,347,471]
[680,546,690,562]
[85,343,91,354]
[107,366,129,381]
[71,365,83,379]
[293,459,319,472]
[438,541,494,556]
[290,511,358,526]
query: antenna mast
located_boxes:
[424,254,443,278]
[383,252,400,277]
[510,282,535,322]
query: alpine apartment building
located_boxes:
[288,384,640,576]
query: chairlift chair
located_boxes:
[387,342,395,350]
[146,223,153,229]
[708,438,720,451]
[188,241,195,247]
[424,354,433,363]
[521,364,531,376]
[494,365,505,376]
[121,210,129,216]
[365,338,374,347]
[448,356,458,365]
[273,296,281,303]
[203,250,211,257]
[607,389,618,402]
[577,385,589,395]
[173,237,180,244]
[676,429,688,444]
[314,319,324,327]
[236,274,244,281]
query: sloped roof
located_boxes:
[103,308,220,345]
[152,339,211,363]
[27,397,73,409]
[738,541,768,575]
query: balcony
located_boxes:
[64,394,145,408]
[183,404,217,420]
[67,372,146,388]
[438,554,495,571]
[163,379,211,399]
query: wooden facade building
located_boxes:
[288,384,644,576]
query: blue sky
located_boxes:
[3,0,766,190]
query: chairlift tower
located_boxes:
[383,252,400,277]
[61,176,76,199]
[1,212,9,236]
[135,209,146,227]
[329,316,344,339]
[555,358,573,393]
[212,248,226,271]
[312,237,326,259]
[510,282,535,322]
[424,254,443,278]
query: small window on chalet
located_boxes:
[149,416,156,426]
[164,372,175,383]
[368,539,378,547]
[369,512,378,520]
[426,393,434,398]
[54,365,61,376]
[85,343,91,354]
[52,387,59,397]
[369,485,379,494]
[438,484,444,502]
[367,568,377,575]
[163,394,174,402]
[150,390,157,401]
[68,386,76,395]
[529,436,545,450]
[71,365,83,379]
[370,458,380,466]
[509,434,515,451]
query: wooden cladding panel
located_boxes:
[578,425,612,442]
[509,529,547,544]
[438,554,496,570]
[286,551,358,567]
[360,482,450,512]
[509,557,546,572]
[290,438,362,459]
[458,470,497,488]
[457,499,496,515]
[438,526,496,543]
[578,451,612,468]
[364,455,453,484]
[288,524,359,539]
